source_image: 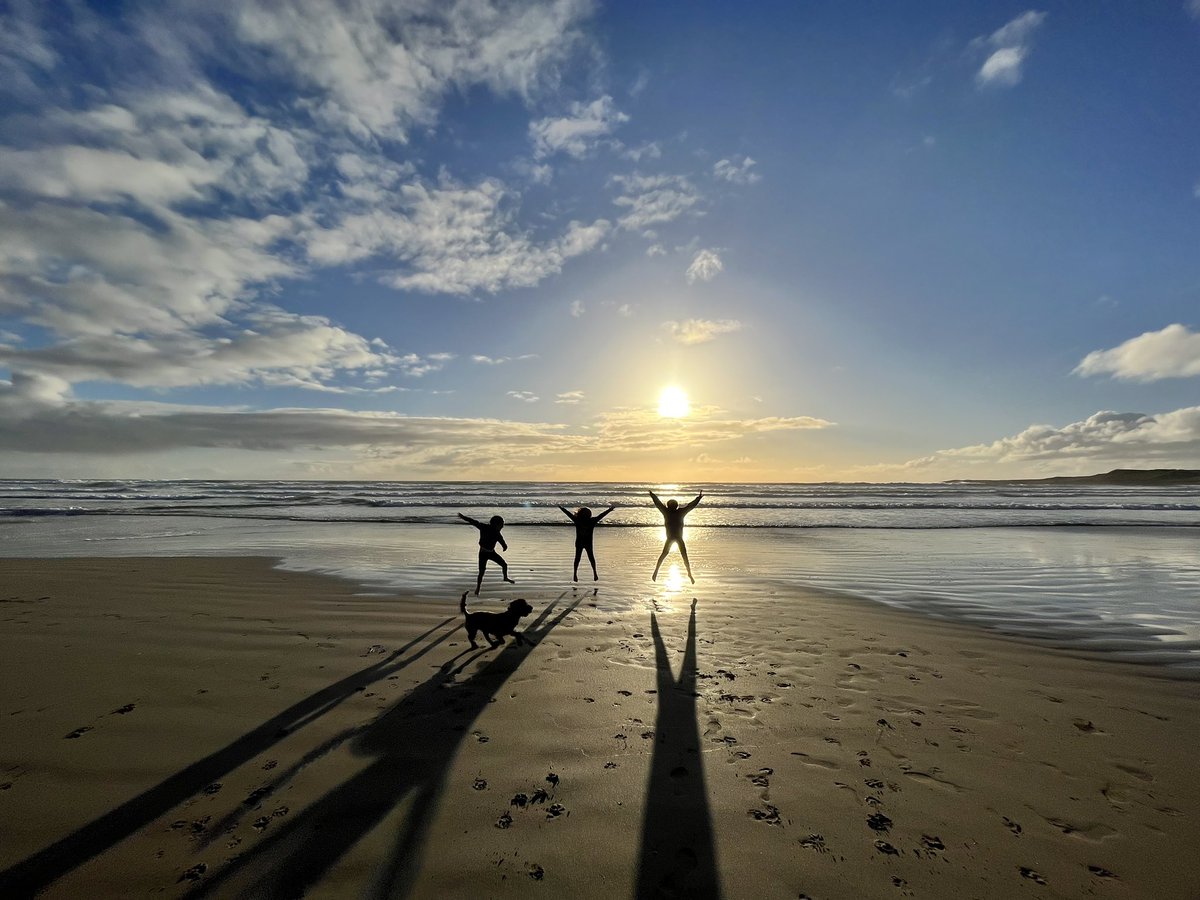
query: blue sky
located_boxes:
[0,0,1198,481]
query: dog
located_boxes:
[460,592,533,649]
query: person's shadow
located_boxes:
[0,614,459,897]
[636,599,722,899]
[188,593,581,899]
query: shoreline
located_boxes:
[2,556,1199,897]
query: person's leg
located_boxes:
[652,540,672,581]
[475,551,486,595]
[678,540,695,583]
[491,550,515,584]
[573,546,582,582]
[586,545,598,581]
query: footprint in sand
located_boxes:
[1003,816,1023,836]
[63,726,93,739]
[749,768,772,788]
[176,863,207,884]
[798,834,828,853]
[110,703,136,715]
[1018,867,1047,884]
[866,813,893,833]
[472,778,488,791]
[747,805,782,825]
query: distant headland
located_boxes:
[961,468,1200,486]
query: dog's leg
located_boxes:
[466,625,479,649]
[512,631,526,646]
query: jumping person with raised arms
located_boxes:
[649,490,703,583]
[558,504,616,582]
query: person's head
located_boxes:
[490,515,504,528]
[577,506,592,519]
[666,498,678,510]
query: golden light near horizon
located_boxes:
[658,385,690,418]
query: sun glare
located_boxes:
[658,385,690,418]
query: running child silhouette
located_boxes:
[649,489,703,583]
[558,504,616,582]
[457,512,515,595]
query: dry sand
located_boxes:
[1,556,1198,898]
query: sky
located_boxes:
[0,0,1198,483]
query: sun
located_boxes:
[658,385,690,418]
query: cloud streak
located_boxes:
[530,95,628,158]
[662,318,743,345]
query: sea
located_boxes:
[2,479,1199,670]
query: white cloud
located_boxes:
[506,390,539,403]
[570,300,586,318]
[974,10,1046,88]
[472,354,538,365]
[685,249,723,284]
[619,141,661,163]
[893,407,1200,475]
[617,303,634,317]
[233,0,595,140]
[646,244,666,257]
[1190,0,1200,19]
[555,390,584,404]
[530,95,628,159]
[978,47,1027,87]
[0,0,612,407]
[1074,324,1200,381]
[610,173,703,230]
[713,156,760,185]
[305,177,611,294]
[661,318,743,345]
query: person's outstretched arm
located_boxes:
[457,512,481,528]
[557,505,576,522]
[594,505,616,522]
[648,490,666,513]
[682,492,704,513]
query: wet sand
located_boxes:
[1,557,1198,898]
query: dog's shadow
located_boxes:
[187,592,581,900]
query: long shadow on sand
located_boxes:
[0,615,459,897]
[636,599,722,900]
[187,593,581,899]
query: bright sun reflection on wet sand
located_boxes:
[663,564,684,592]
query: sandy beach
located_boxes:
[1,555,1198,899]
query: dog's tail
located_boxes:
[460,591,469,616]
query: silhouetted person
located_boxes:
[558,504,616,582]
[457,512,514,595]
[649,490,703,583]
